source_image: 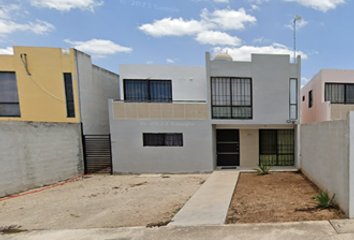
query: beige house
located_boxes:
[301,69,354,124]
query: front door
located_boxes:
[216,130,240,166]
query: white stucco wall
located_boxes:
[76,50,120,134]
[109,101,213,173]
[0,121,83,197]
[119,64,206,101]
[206,53,301,125]
[301,118,350,216]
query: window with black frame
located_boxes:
[64,73,75,118]
[259,130,294,166]
[325,83,354,104]
[143,133,183,147]
[211,77,252,119]
[124,79,172,103]
[0,72,21,117]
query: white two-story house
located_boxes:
[108,52,301,173]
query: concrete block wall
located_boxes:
[0,121,83,197]
[301,116,351,217]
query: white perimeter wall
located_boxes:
[301,117,351,216]
[76,50,120,134]
[0,121,83,197]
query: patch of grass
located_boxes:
[130,182,147,187]
[253,163,272,175]
[146,220,170,228]
[172,207,182,215]
[312,190,336,209]
[0,225,27,234]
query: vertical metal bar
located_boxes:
[109,134,113,175]
[81,124,88,174]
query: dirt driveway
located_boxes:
[0,174,209,230]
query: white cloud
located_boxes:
[0,19,55,36]
[195,31,242,46]
[146,61,154,64]
[139,8,256,37]
[201,8,257,30]
[253,0,345,12]
[29,0,103,12]
[301,77,310,87]
[64,39,132,57]
[285,18,308,30]
[253,36,271,43]
[166,58,175,63]
[0,4,55,36]
[139,18,208,37]
[213,43,308,61]
[250,4,260,11]
[0,47,13,54]
[0,4,21,19]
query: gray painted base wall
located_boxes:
[110,119,214,173]
[0,121,83,197]
[301,119,350,216]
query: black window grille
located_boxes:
[211,77,252,119]
[325,83,354,104]
[308,90,313,108]
[259,130,294,166]
[124,79,172,103]
[64,73,75,118]
[143,133,183,147]
[0,72,21,117]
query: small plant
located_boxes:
[0,225,26,234]
[312,190,336,209]
[253,163,272,175]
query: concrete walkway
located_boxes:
[3,220,354,240]
[168,170,239,227]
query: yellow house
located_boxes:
[0,46,119,134]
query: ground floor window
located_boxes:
[143,133,183,147]
[259,129,294,166]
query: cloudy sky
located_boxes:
[0,0,353,86]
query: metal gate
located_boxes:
[83,135,112,174]
[216,130,240,166]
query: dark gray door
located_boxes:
[216,130,240,166]
[83,135,112,174]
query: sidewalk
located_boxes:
[169,170,239,226]
[3,220,354,240]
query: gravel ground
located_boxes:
[227,172,345,224]
[0,174,210,230]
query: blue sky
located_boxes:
[0,0,353,86]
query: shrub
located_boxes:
[253,163,272,175]
[313,190,336,209]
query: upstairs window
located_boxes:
[211,77,252,119]
[0,72,21,117]
[124,79,172,103]
[325,83,354,104]
[143,133,183,147]
[64,73,75,118]
[289,78,298,120]
[308,90,313,108]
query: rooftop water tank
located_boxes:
[214,52,233,62]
